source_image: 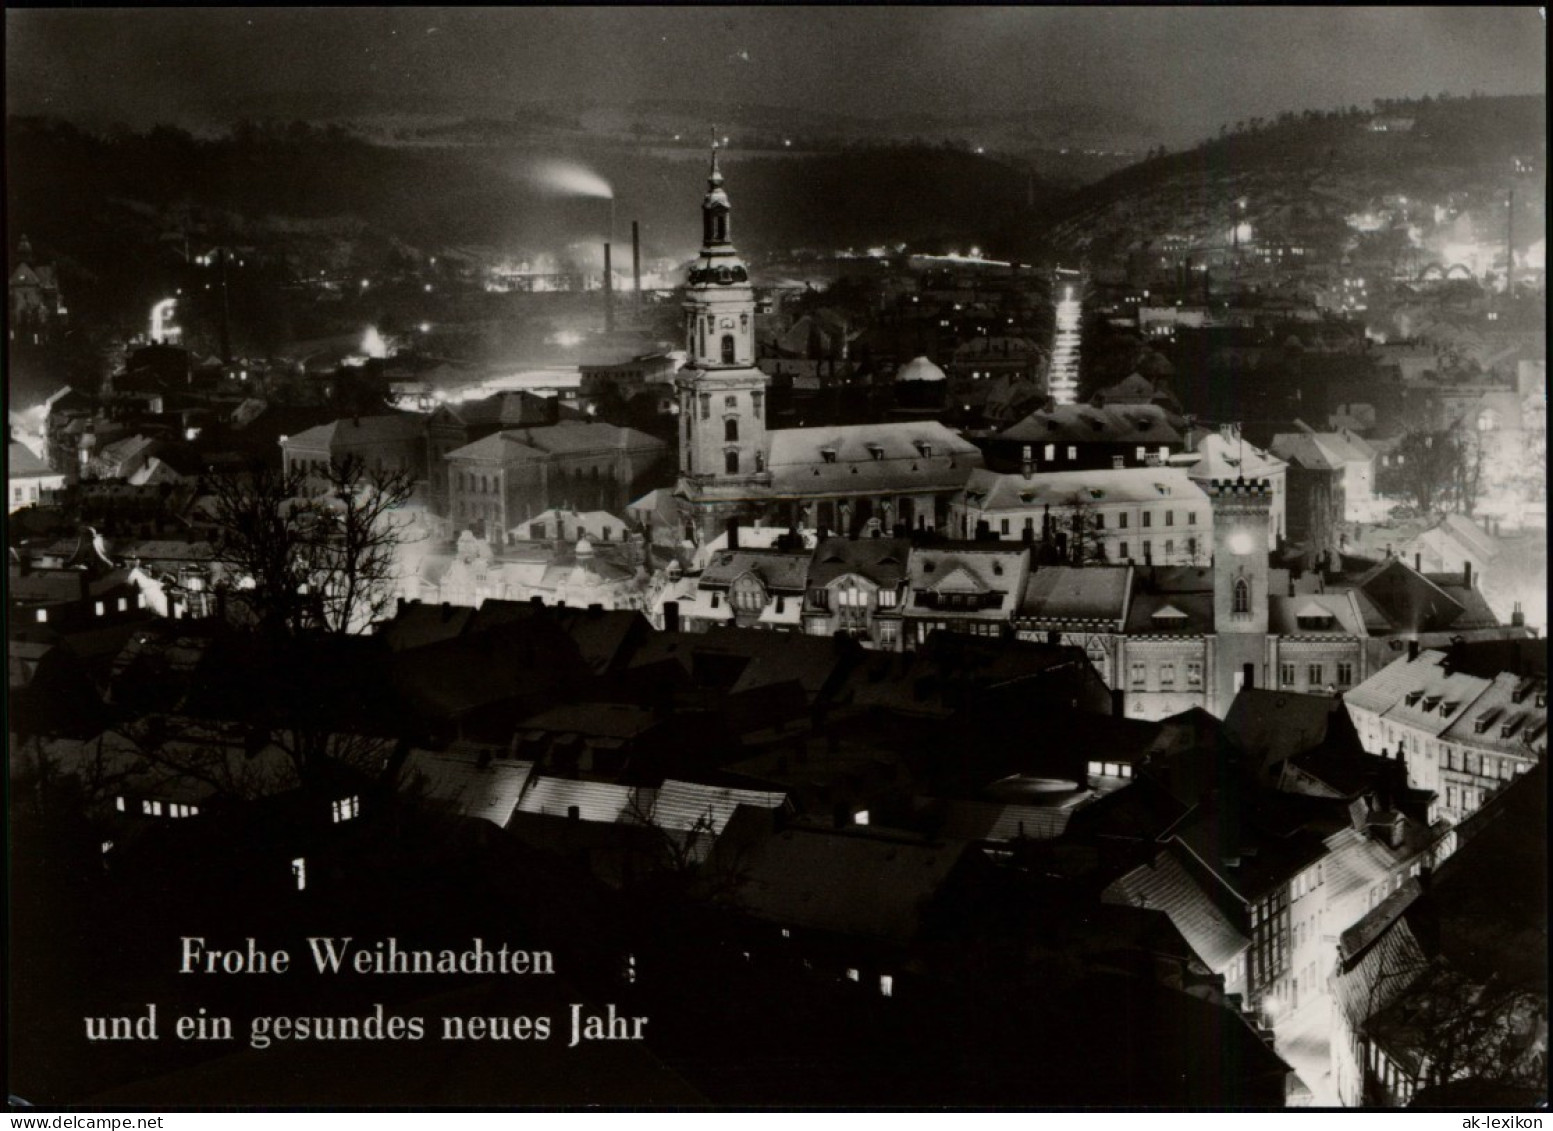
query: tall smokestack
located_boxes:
[631,221,642,311]
[1506,188,1515,295]
[603,242,614,333]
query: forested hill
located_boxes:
[1040,94,1545,261]
[7,115,1056,320]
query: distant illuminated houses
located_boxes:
[1048,283,1082,404]
[673,148,982,544]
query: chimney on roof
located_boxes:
[1462,561,1472,589]
[663,599,680,634]
[726,517,740,550]
[1512,602,1525,628]
[1415,552,1422,572]
[1408,639,1420,662]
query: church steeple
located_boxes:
[702,142,732,251]
[676,142,766,491]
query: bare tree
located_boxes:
[1377,427,1473,517]
[1364,956,1547,1105]
[1050,495,1107,565]
[206,454,419,637]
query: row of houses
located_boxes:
[652,480,1529,723]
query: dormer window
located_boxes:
[915,441,933,458]
[1422,695,1442,713]
[1473,707,1501,734]
[867,443,884,461]
[1405,690,1423,708]
[821,448,837,464]
[1500,715,1522,739]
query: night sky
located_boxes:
[6,7,1546,146]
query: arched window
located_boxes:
[721,335,736,364]
[1233,578,1250,614]
[725,418,738,442]
[725,450,739,475]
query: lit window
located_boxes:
[853,810,870,826]
[115,796,126,812]
[35,609,47,623]
[879,974,894,997]
[292,857,307,891]
[331,795,360,823]
[845,968,859,982]
[94,601,105,616]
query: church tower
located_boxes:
[1210,477,1272,712]
[674,146,771,539]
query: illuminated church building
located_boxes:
[673,148,981,545]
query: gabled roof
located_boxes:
[439,390,559,429]
[934,798,1075,842]
[1346,557,1466,634]
[1223,689,1355,770]
[726,827,970,945]
[647,779,787,862]
[378,601,477,651]
[1412,513,1500,562]
[1104,849,1251,973]
[1125,591,1213,635]
[516,775,644,823]
[965,466,1208,511]
[1268,432,1345,471]
[284,414,428,450]
[699,548,810,592]
[397,747,535,827]
[1018,565,1132,625]
[766,420,980,496]
[1001,402,1182,446]
[806,536,910,588]
[627,629,849,700]
[448,421,665,463]
[1186,432,1286,482]
[1267,592,1366,636]
[8,442,58,479]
